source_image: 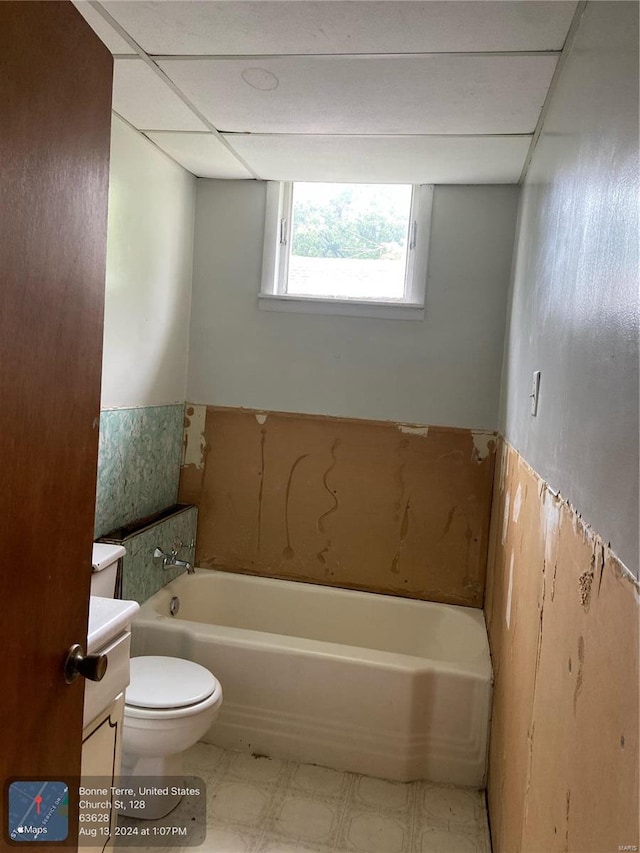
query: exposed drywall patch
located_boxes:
[573,635,585,715]
[613,554,640,603]
[182,403,207,469]
[396,423,429,437]
[541,485,562,567]
[486,440,639,853]
[578,553,595,612]
[599,545,640,604]
[499,440,508,492]
[282,452,310,560]
[502,491,511,545]
[316,437,340,571]
[255,412,268,425]
[179,406,497,607]
[512,483,522,523]
[570,508,596,547]
[595,542,607,597]
[472,430,496,463]
[506,551,514,629]
[257,424,266,553]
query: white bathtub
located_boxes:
[130,570,493,787]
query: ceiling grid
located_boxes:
[74,1,580,183]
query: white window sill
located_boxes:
[258,293,425,321]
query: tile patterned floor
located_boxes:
[117,743,492,853]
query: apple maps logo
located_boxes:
[8,781,69,842]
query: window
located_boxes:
[260,182,433,320]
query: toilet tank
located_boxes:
[91,543,126,598]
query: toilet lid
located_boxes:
[126,656,218,710]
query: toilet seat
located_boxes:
[125,656,222,718]
[121,656,223,809]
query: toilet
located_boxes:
[91,543,223,818]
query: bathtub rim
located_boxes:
[134,569,493,683]
[178,566,488,618]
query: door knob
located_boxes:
[64,644,108,684]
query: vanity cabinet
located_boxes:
[80,598,138,850]
[79,693,125,853]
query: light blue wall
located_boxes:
[500,2,639,573]
[188,182,519,430]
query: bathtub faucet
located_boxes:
[153,545,195,574]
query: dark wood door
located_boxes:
[0,2,112,848]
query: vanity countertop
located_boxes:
[88,596,140,654]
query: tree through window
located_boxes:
[288,183,412,299]
[260,181,433,319]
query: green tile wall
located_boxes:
[100,506,197,604]
[94,404,185,538]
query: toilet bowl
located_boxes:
[120,655,223,819]
[90,543,223,819]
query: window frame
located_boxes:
[259,181,433,321]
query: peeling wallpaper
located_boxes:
[94,404,185,538]
[485,440,639,852]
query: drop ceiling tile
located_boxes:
[145,132,253,178]
[73,1,136,54]
[101,1,577,55]
[159,54,557,135]
[113,59,207,131]
[223,134,530,183]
